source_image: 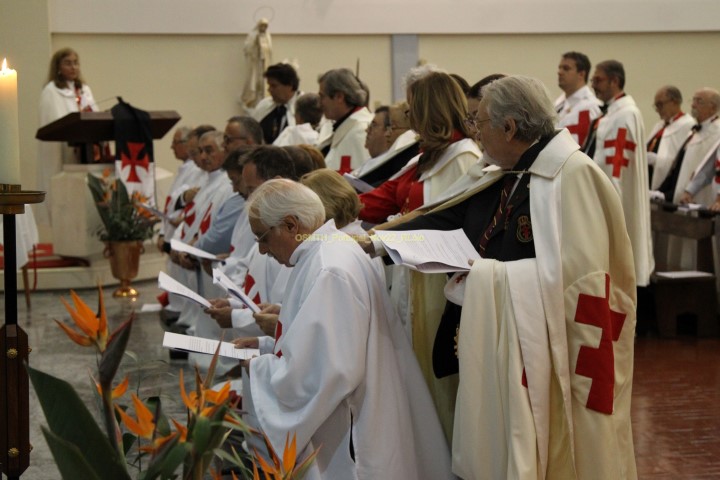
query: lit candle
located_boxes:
[0,58,21,186]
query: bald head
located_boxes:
[691,88,720,123]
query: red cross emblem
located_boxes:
[338,155,353,175]
[603,128,636,178]
[120,142,150,183]
[243,273,263,306]
[566,110,591,146]
[574,274,627,414]
[199,203,213,235]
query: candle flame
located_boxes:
[1,58,7,71]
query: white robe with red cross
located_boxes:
[452,131,637,480]
[593,94,653,286]
[647,113,696,190]
[247,221,454,480]
[176,169,233,243]
[555,85,603,147]
[322,107,373,174]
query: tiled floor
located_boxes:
[2,280,720,479]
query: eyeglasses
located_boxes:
[463,115,491,130]
[254,226,275,244]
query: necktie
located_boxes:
[478,174,517,255]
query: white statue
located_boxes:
[242,18,272,109]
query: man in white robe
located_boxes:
[250,63,301,144]
[647,86,696,190]
[590,60,653,286]
[316,68,373,173]
[665,88,720,269]
[374,76,637,479]
[243,179,454,480]
[554,51,603,147]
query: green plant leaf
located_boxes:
[28,365,131,480]
[122,432,137,455]
[99,314,134,389]
[41,427,103,480]
[139,437,187,480]
[190,415,212,454]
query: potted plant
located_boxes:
[87,170,156,297]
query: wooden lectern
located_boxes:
[36,109,180,257]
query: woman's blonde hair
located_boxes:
[300,169,361,229]
[407,71,471,173]
[47,48,85,89]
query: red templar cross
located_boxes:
[566,110,591,146]
[574,274,626,414]
[120,142,150,183]
[603,128,635,178]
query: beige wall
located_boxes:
[30,30,720,184]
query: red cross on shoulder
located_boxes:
[574,273,627,414]
[603,128,636,178]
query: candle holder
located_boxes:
[0,183,45,480]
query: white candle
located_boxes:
[0,58,21,185]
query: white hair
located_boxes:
[402,64,445,93]
[246,179,325,230]
[199,130,224,149]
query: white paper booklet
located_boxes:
[158,271,211,308]
[170,239,225,262]
[375,228,480,273]
[136,202,168,221]
[162,332,259,360]
[212,268,261,313]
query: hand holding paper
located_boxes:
[374,229,480,273]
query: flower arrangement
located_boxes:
[29,286,316,479]
[87,170,156,241]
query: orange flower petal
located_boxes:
[70,290,100,331]
[179,370,195,411]
[54,319,93,347]
[112,376,129,399]
[205,382,230,405]
[282,432,297,474]
[131,393,155,435]
[60,297,97,339]
[115,404,147,438]
[170,417,188,442]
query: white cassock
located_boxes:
[664,117,720,269]
[449,129,637,480]
[273,123,319,147]
[247,221,454,480]
[554,85,603,147]
[593,94,653,286]
[647,113,696,190]
[170,169,233,326]
[320,107,373,173]
[350,129,419,179]
[251,91,300,131]
[36,81,98,225]
[160,159,207,240]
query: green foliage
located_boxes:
[87,172,155,241]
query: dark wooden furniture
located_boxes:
[651,205,718,337]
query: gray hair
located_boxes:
[200,130,224,149]
[295,92,323,127]
[701,87,720,111]
[227,115,264,145]
[481,75,557,142]
[402,64,445,93]
[246,179,325,230]
[176,126,193,142]
[318,68,367,107]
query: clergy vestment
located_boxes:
[554,85,603,147]
[418,130,637,479]
[272,122,319,147]
[321,107,373,173]
[351,130,420,188]
[247,221,454,480]
[160,159,207,242]
[665,117,720,269]
[251,91,300,144]
[593,94,653,286]
[647,113,696,190]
